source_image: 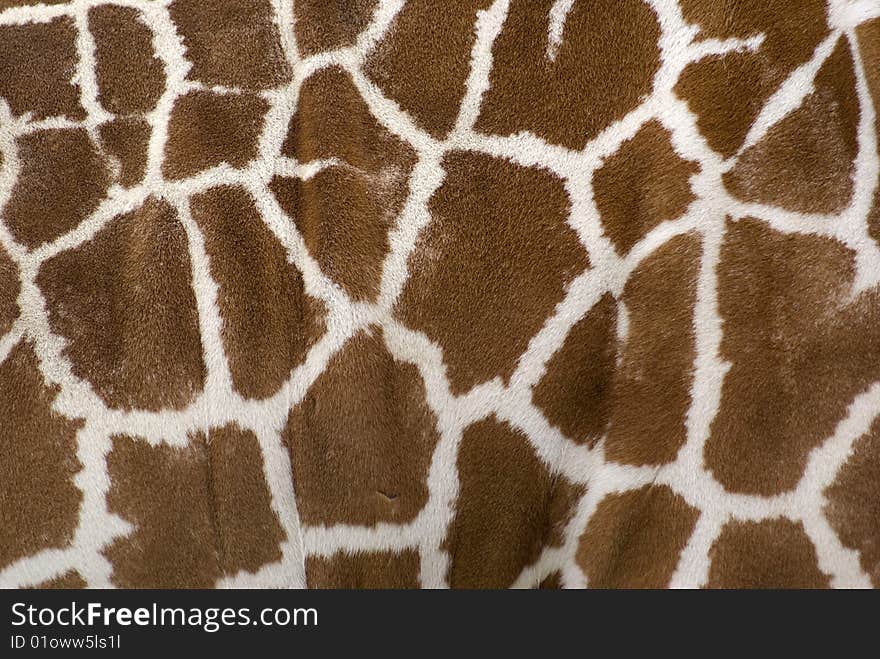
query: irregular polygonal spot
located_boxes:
[191,186,325,399]
[4,129,109,248]
[89,5,165,114]
[364,0,491,138]
[0,18,84,120]
[475,0,659,150]
[823,418,880,586]
[38,198,204,411]
[271,66,416,300]
[575,485,698,588]
[605,234,700,466]
[306,549,421,588]
[445,417,583,589]
[0,244,19,336]
[539,572,562,589]
[204,424,286,575]
[163,91,269,180]
[284,328,439,527]
[706,219,880,495]
[857,20,880,244]
[0,342,82,569]
[98,118,151,188]
[294,0,377,55]
[675,0,829,157]
[398,151,586,394]
[706,518,830,588]
[594,121,699,255]
[723,37,859,214]
[533,294,617,447]
[169,0,291,90]
[31,571,87,589]
[105,425,284,588]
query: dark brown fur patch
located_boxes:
[105,425,284,587]
[605,234,700,466]
[706,518,830,588]
[306,549,421,588]
[0,342,82,569]
[38,198,205,411]
[475,0,659,149]
[575,485,698,588]
[857,20,880,244]
[533,294,617,447]
[446,417,581,588]
[398,151,586,394]
[706,219,880,495]
[4,129,110,248]
[284,328,439,527]
[89,5,165,114]
[163,91,269,180]
[0,244,19,336]
[294,0,377,55]
[594,121,699,254]
[0,18,84,120]
[824,419,880,586]
[365,0,491,138]
[191,185,325,399]
[169,0,291,90]
[98,118,151,188]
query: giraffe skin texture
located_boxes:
[0,0,879,590]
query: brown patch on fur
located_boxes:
[605,234,700,466]
[594,121,699,254]
[723,37,859,214]
[105,434,221,588]
[398,151,586,394]
[365,0,491,138]
[707,219,880,495]
[204,424,286,574]
[163,91,269,180]
[0,244,19,336]
[576,485,698,588]
[192,185,325,399]
[824,418,880,586]
[98,118,151,188]
[38,198,204,411]
[306,550,421,588]
[271,67,415,300]
[5,129,109,248]
[89,5,165,114]
[169,0,291,90]
[675,0,828,157]
[539,572,562,589]
[533,294,617,446]
[31,571,87,589]
[445,417,581,588]
[0,342,82,569]
[294,0,377,55]
[475,0,659,150]
[706,518,830,588]
[106,425,284,587]
[0,18,84,120]
[857,20,880,244]
[284,328,439,527]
